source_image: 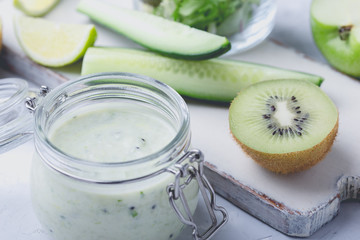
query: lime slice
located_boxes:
[14,15,97,67]
[14,0,60,17]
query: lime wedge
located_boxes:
[14,15,97,67]
[14,0,60,17]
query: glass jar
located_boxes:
[134,0,276,54]
[0,78,33,153]
[23,73,228,240]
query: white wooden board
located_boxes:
[1,0,360,238]
[191,41,360,236]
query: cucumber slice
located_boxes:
[77,0,230,60]
[81,47,324,102]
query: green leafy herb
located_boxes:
[130,209,138,218]
[152,0,260,36]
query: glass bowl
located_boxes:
[134,0,277,55]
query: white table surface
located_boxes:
[1,0,360,240]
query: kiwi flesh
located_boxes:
[229,79,338,174]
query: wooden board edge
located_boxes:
[204,161,341,237]
[0,45,68,87]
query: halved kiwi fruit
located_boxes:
[229,79,338,174]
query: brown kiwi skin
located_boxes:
[232,117,339,174]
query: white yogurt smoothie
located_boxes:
[50,103,176,163]
[31,102,198,240]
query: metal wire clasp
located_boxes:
[25,86,50,112]
[166,149,228,240]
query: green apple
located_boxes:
[311,0,360,77]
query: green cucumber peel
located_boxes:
[81,47,324,102]
[77,0,230,60]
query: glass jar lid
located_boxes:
[0,78,34,153]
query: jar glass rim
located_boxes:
[34,72,191,169]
